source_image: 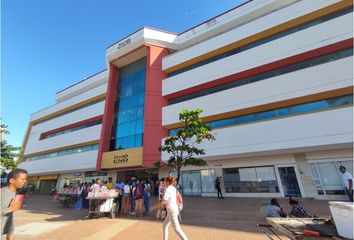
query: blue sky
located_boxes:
[1,0,246,147]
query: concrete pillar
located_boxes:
[294,153,318,198]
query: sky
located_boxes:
[1,0,247,148]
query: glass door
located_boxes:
[278,167,301,197]
[190,171,202,196]
[181,171,201,196]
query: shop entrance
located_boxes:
[116,168,159,183]
[39,180,57,194]
[277,166,302,197]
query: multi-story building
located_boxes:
[19,0,353,199]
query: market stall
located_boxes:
[86,189,118,219]
[54,189,78,208]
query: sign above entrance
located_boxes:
[101,147,143,169]
[27,174,59,180]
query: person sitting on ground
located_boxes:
[266,198,286,217]
[289,198,310,218]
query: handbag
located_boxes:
[156,206,167,220]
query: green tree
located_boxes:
[1,124,19,170]
[158,109,215,184]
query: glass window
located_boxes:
[223,166,279,193]
[327,95,353,108]
[317,162,345,195]
[255,110,277,121]
[136,119,144,134]
[309,163,325,195]
[135,134,143,147]
[288,101,329,115]
[238,114,256,124]
[128,121,136,136]
[111,58,146,150]
[276,108,290,117]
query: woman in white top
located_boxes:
[90,178,101,192]
[161,176,188,240]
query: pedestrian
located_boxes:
[129,177,137,216]
[121,180,131,217]
[266,198,286,217]
[159,178,166,201]
[90,178,101,191]
[339,165,353,202]
[106,177,113,190]
[133,179,145,217]
[214,177,224,199]
[1,168,28,240]
[289,198,309,218]
[143,179,152,215]
[162,176,189,240]
[114,180,124,214]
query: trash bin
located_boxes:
[329,201,354,239]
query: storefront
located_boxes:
[57,172,84,189]
[27,174,59,194]
[309,159,353,197]
[85,171,108,184]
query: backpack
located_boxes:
[134,183,144,199]
[144,183,151,193]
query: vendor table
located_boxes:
[59,193,77,208]
[86,196,117,219]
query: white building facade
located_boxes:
[19,0,353,199]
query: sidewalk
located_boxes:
[12,195,332,240]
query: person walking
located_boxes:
[214,177,224,199]
[339,165,353,202]
[1,168,28,240]
[162,176,189,240]
[143,179,152,215]
[133,179,144,217]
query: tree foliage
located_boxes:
[1,124,19,170]
[158,109,215,184]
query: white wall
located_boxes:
[55,70,108,103]
[173,0,298,50]
[163,57,353,125]
[164,0,341,70]
[162,107,353,161]
[163,13,352,96]
[31,83,107,122]
[18,150,98,175]
[24,101,104,155]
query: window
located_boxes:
[167,8,352,78]
[309,160,353,195]
[223,166,279,193]
[43,120,102,139]
[24,144,99,161]
[111,58,146,150]
[169,95,353,135]
[168,48,353,105]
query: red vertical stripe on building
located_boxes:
[96,65,118,170]
[143,45,169,168]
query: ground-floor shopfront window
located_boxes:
[223,166,279,193]
[169,169,216,196]
[309,160,353,195]
[84,171,107,184]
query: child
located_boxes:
[1,168,28,240]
